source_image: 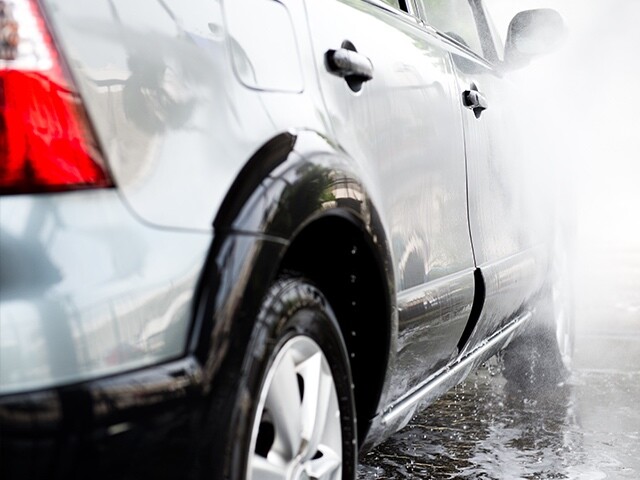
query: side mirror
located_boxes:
[504,9,566,68]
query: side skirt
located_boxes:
[378,310,532,435]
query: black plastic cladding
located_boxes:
[457,268,486,352]
[0,357,204,479]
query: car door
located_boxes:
[415,0,549,352]
[303,0,476,402]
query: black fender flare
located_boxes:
[190,129,397,421]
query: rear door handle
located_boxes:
[462,83,488,118]
[325,45,373,92]
[325,47,373,80]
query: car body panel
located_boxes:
[389,267,475,406]
[447,40,551,350]
[461,247,548,355]
[0,357,205,480]
[41,0,330,232]
[303,0,477,405]
[0,190,211,395]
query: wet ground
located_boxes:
[358,302,640,479]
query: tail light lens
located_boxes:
[0,0,112,194]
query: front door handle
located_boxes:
[462,83,488,118]
[325,43,373,92]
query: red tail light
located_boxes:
[0,0,112,194]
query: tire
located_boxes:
[208,276,357,480]
[501,285,574,392]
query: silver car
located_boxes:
[0,0,567,478]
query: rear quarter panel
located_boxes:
[41,0,330,231]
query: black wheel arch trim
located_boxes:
[203,129,397,439]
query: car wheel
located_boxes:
[210,277,357,480]
[501,285,574,391]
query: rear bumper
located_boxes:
[0,190,215,478]
[0,357,206,480]
[0,190,212,396]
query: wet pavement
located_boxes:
[358,305,640,479]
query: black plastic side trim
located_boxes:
[213,132,297,231]
[457,268,486,351]
[0,357,205,480]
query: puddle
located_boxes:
[359,357,640,479]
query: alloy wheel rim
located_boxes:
[247,336,343,480]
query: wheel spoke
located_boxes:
[250,333,345,480]
[265,349,303,459]
[298,352,335,459]
[250,454,288,480]
[305,448,342,480]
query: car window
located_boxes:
[418,0,483,56]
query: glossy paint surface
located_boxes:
[305,0,474,284]
[0,357,205,480]
[0,191,211,394]
[461,247,547,354]
[392,269,475,401]
[42,0,329,231]
[448,36,551,345]
[304,0,476,405]
[224,0,304,92]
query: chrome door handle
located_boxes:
[325,44,373,92]
[325,48,373,80]
[462,84,488,118]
